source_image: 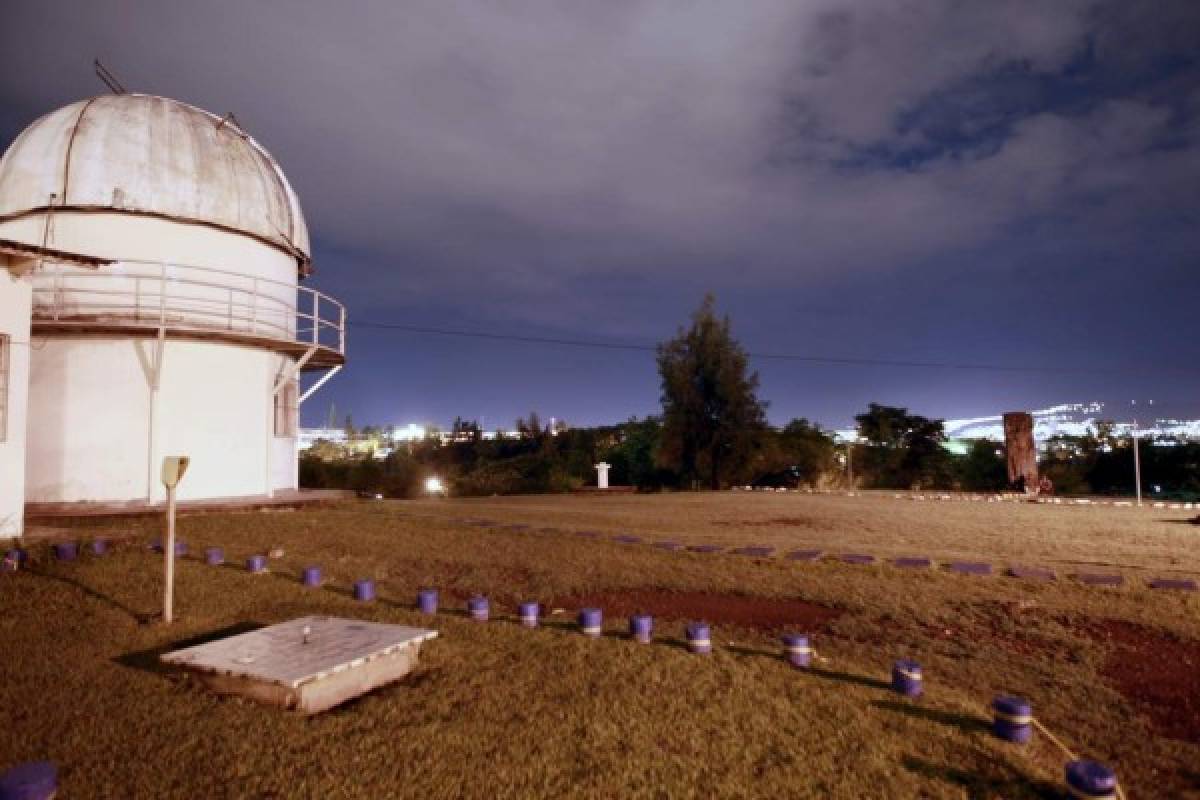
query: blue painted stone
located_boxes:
[2,549,26,572]
[687,544,723,554]
[0,760,57,800]
[1075,573,1124,587]
[613,535,642,544]
[204,547,224,566]
[732,546,775,557]
[578,607,603,636]
[519,601,540,628]
[781,633,812,668]
[152,540,188,556]
[892,660,923,697]
[90,539,110,556]
[1065,760,1118,799]
[353,579,376,602]
[840,553,876,565]
[246,555,267,574]
[468,595,489,622]
[1008,565,1055,581]
[786,549,823,561]
[53,542,78,561]
[686,622,712,655]
[947,561,992,576]
[653,541,682,551]
[893,557,932,569]
[301,566,322,587]
[629,614,654,644]
[991,695,1032,743]
[1148,578,1198,592]
[417,588,438,614]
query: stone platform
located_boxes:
[161,616,437,714]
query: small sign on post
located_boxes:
[161,456,190,624]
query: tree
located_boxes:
[516,411,544,439]
[777,418,837,484]
[656,294,768,489]
[854,403,952,488]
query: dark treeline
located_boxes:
[301,407,1200,500]
[302,297,1200,499]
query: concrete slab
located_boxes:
[1074,573,1125,587]
[652,541,682,551]
[786,549,823,561]
[25,489,353,522]
[613,535,642,544]
[687,544,723,553]
[1008,565,1056,581]
[893,557,932,569]
[161,616,437,714]
[840,554,876,565]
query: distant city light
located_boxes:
[393,423,427,442]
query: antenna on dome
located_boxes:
[216,111,244,132]
[93,59,127,95]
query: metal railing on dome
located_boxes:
[30,259,345,358]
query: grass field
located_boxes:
[2,491,1199,798]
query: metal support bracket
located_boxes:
[273,345,317,395]
[299,364,342,405]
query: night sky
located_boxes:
[2,2,1198,430]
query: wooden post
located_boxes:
[1002,412,1038,491]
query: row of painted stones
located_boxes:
[433,515,1198,593]
[739,485,1200,512]
[343,581,1124,800]
[8,531,1195,594]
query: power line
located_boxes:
[346,319,1185,376]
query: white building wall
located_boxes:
[0,211,308,506]
[0,262,32,536]
[25,337,296,504]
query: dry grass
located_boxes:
[2,491,1198,798]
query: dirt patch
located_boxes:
[714,516,820,528]
[1088,620,1200,744]
[554,588,842,632]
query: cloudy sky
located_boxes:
[2,1,1198,429]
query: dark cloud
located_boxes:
[2,1,1198,428]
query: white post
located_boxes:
[595,462,611,490]
[163,485,176,624]
[160,455,188,624]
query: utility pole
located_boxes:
[1130,400,1152,507]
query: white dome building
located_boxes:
[0,93,345,533]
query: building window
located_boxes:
[0,334,8,442]
[274,378,298,438]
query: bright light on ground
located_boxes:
[424,476,445,495]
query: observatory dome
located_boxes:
[0,94,309,268]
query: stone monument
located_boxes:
[1002,412,1038,491]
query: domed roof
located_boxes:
[0,94,310,269]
